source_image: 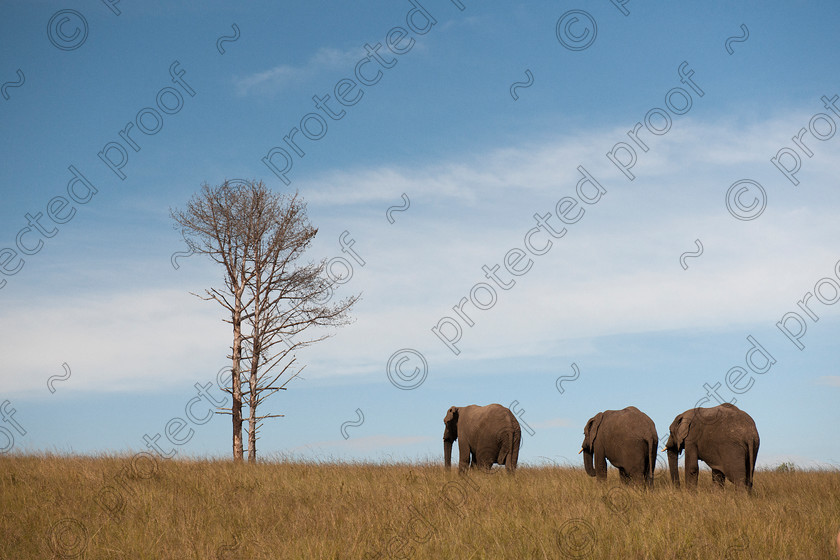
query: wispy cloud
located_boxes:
[299,112,828,207]
[5,111,840,394]
[0,288,228,395]
[236,47,362,96]
[816,376,840,387]
[295,113,840,363]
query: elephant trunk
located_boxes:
[668,448,680,488]
[583,448,596,477]
[444,440,453,469]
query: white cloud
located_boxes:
[299,113,834,207]
[4,113,840,394]
[299,129,618,206]
[0,289,229,395]
[296,113,840,350]
[236,47,362,96]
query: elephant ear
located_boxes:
[444,406,458,424]
[586,412,604,446]
[676,415,691,448]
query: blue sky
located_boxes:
[1,0,839,471]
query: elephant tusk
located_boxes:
[578,449,583,454]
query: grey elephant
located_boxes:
[443,404,521,474]
[664,403,759,491]
[580,406,658,488]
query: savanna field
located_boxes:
[2,454,839,559]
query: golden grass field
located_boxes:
[2,453,839,559]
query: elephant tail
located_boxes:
[746,436,759,488]
[509,425,521,469]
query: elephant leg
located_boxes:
[458,444,471,474]
[631,456,647,487]
[472,449,492,472]
[618,468,631,485]
[716,450,750,490]
[595,450,608,482]
[730,463,750,491]
[631,468,647,488]
[504,451,516,475]
[711,469,725,488]
[630,468,646,488]
[684,447,699,490]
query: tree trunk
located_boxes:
[248,366,257,463]
[231,299,244,462]
[247,269,262,464]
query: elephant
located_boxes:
[443,404,521,474]
[580,406,658,488]
[664,403,759,491]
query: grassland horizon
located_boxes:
[2,452,839,559]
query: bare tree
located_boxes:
[238,186,357,461]
[171,180,357,461]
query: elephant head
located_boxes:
[665,409,721,486]
[581,412,604,477]
[443,406,459,469]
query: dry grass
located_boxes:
[1,453,839,559]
